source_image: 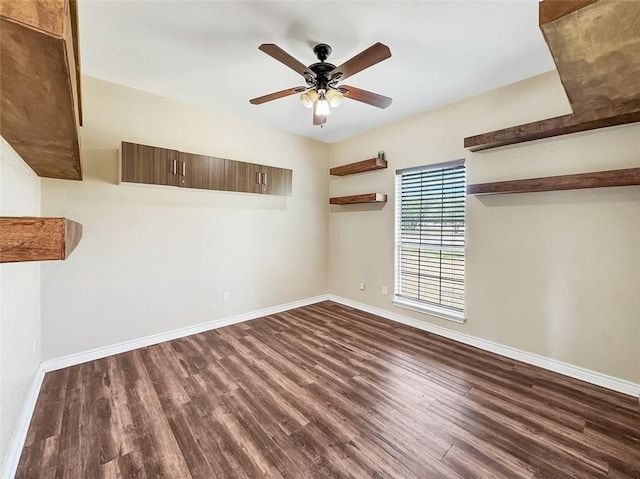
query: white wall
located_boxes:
[40,76,329,359]
[329,71,640,384]
[0,137,41,470]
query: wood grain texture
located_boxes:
[540,0,640,116]
[340,85,393,109]
[179,152,225,191]
[463,108,640,152]
[330,157,387,176]
[224,160,262,194]
[330,193,387,204]
[121,142,179,186]
[16,301,640,478]
[0,0,67,36]
[0,217,82,263]
[467,167,640,195]
[538,0,597,25]
[0,0,82,180]
[263,165,293,196]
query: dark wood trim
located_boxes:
[467,167,640,196]
[539,0,597,25]
[463,108,640,152]
[0,217,82,263]
[330,157,387,176]
[329,193,387,204]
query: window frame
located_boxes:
[393,159,466,323]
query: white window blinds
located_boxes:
[395,160,466,317]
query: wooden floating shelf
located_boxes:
[0,217,83,263]
[330,157,387,176]
[464,1,640,152]
[464,108,640,152]
[467,167,640,196]
[1,0,83,180]
[330,193,387,205]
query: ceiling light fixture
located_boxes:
[300,89,318,108]
[315,89,331,116]
[300,87,342,116]
[251,42,392,127]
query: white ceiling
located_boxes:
[78,0,556,143]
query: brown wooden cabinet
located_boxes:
[224,161,292,196]
[263,165,293,196]
[224,160,263,194]
[121,142,292,196]
[121,142,179,186]
[178,152,225,191]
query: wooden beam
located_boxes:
[539,0,597,25]
[464,108,640,152]
[540,0,640,116]
[0,0,82,180]
[467,167,640,196]
[330,158,387,176]
[0,217,83,263]
[329,193,387,205]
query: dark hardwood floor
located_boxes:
[16,301,640,478]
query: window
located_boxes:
[394,160,466,322]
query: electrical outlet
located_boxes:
[223,291,230,302]
[359,281,365,291]
[382,286,388,296]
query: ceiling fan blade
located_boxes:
[250,87,307,105]
[339,85,392,109]
[313,101,327,125]
[330,42,391,81]
[259,44,316,79]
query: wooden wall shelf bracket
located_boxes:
[467,167,640,196]
[329,193,387,205]
[330,157,388,176]
[0,217,83,263]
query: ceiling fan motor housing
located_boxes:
[308,44,339,89]
[313,43,332,61]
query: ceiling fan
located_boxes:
[250,42,392,126]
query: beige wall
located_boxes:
[329,71,640,384]
[0,137,41,469]
[41,76,329,359]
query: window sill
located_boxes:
[392,297,466,324]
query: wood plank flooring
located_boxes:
[16,301,640,478]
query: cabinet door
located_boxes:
[263,166,293,196]
[121,142,178,186]
[178,152,225,191]
[224,160,263,193]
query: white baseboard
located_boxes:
[1,366,45,479]
[327,295,640,399]
[42,294,330,372]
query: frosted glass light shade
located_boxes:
[316,92,331,116]
[326,88,344,107]
[299,89,318,108]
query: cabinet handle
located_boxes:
[262,172,267,185]
[256,172,261,184]
[181,162,186,176]
[172,159,177,175]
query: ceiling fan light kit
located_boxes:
[250,42,392,126]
